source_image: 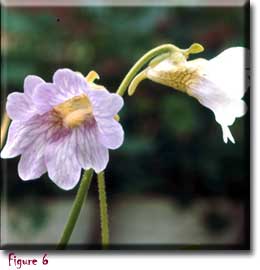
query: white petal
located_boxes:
[214,99,247,126]
[210,47,249,69]
[222,125,235,144]
[207,47,249,99]
[189,77,246,127]
[149,58,175,73]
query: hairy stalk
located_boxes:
[97,171,109,247]
[57,169,94,249]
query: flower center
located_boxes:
[53,94,93,128]
[147,58,207,93]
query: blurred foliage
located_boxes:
[9,197,48,235]
[2,6,248,208]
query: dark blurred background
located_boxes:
[1,6,249,248]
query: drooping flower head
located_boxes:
[129,45,249,143]
[1,69,124,190]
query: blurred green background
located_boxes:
[1,6,249,248]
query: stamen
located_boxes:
[86,71,100,83]
[85,70,106,90]
[114,114,120,121]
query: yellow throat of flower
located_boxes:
[53,71,101,129]
[128,43,206,96]
[147,56,207,94]
[53,94,93,128]
[52,70,119,128]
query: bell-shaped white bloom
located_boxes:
[187,47,249,143]
[144,47,249,143]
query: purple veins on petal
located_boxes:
[6,92,34,121]
[97,118,124,150]
[24,75,45,97]
[44,131,82,190]
[76,124,109,173]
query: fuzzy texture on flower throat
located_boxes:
[53,94,94,128]
[147,57,206,94]
[1,69,124,190]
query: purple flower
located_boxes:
[1,69,124,190]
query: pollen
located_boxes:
[53,94,93,128]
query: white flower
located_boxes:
[145,47,249,143]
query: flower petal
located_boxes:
[214,99,247,126]
[24,75,45,98]
[96,118,124,149]
[76,125,109,173]
[207,47,249,99]
[1,115,51,159]
[6,92,35,121]
[222,125,235,144]
[189,78,245,127]
[18,135,47,180]
[87,89,124,118]
[53,68,89,97]
[1,121,25,158]
[44,131,82,190]
[32,83,65,114]
[32,69,92,114]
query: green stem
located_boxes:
[57,169,94,249]
[116,44,181,96]
[97,171,109,247]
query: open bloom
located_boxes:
[130,46,249,143]
[1,69,124,190]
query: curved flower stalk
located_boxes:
[128,45,249,143]
[1,68,124,190]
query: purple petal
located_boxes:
[6,92,35,121]
[53,68,89,97]
[1,115,51,159]
[18,134,47,180]
[76,125,109,173]
[44,131,82,190]
[32,83,66,114]
[96,118,124,149]
[24,75,45,98]
[1,121,25,158]
[87,89,124,118]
